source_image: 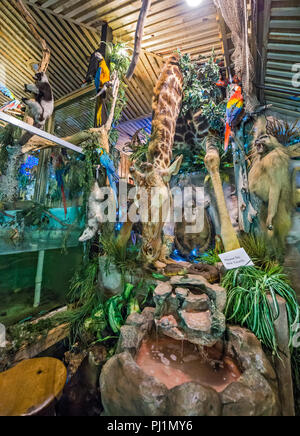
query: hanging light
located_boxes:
[186,0,203,7]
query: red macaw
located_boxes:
[224,85,244,151]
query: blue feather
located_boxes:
[98,149,119,208]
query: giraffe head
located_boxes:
[128,53,184,266]
[130,155,183,264]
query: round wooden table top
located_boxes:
[0,357,67,416]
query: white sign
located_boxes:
[219,248,254,270]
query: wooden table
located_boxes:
[0,357,67,416]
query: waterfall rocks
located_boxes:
[100,306,280,416]
[154,275,227,347]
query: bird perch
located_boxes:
[21,73,120,154]
[126,0,152,80]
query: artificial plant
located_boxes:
[178,51,226,131]
[223,266,299,356]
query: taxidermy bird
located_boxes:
[0,82,15,100]
[97,147,119,207]
[85,50,111,126]
[224,85,244,150]
[52,152,68,218]
[0,83,20,112]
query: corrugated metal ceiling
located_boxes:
[0,0,299,132]
[264,0,300,118]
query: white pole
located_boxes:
[34,250,45,308]
[0,112,83,154]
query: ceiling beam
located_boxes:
[23,0,104,34]
[216,8,231,77]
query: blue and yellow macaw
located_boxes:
[224,85,244,150]
[97,147,119,207]
[85,51,110,127]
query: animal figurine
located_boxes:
[79,181,104,242]
[97,147,119,207]
[224,85,244,150]
[85,50,111,126]
[19,72,54,146]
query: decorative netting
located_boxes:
[214,0,259,112]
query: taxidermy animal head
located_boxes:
[34,71,48,83]
[252,117,283,157]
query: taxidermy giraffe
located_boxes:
[174,110,209,158]
[130,53,184,268]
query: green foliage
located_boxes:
[178,51,226,133]
[62,255,142,346]
[63,257,101,344]
[99,225,143,279]
[223,266,300,355]
[195,137,233,183]
[106,42,131,146]
[0,124,15,175]
[130,142,149,164]
[129,130,151,165]
[16,202,50,228]
[197,249,221,265]
[239,233,283,271]
[106,42,131,80]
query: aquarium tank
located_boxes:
[0,93,95,326]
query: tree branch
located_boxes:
[105,73,120,132]
[13,0,50,72]
[126,0,152,80]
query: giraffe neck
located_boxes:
[148,53,184,170]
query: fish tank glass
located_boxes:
[0,118,86,326]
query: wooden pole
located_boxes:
[126,0,152,80]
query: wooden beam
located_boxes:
[55,84,94,110]
[22,0,103,33]
[216,8,231,77]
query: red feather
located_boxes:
[61,185,67,218]
[224,123,231,151]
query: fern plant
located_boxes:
[223,266,300,355]
[178,51,226,133]
[239,233,283,271]
[195,137,233,184]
